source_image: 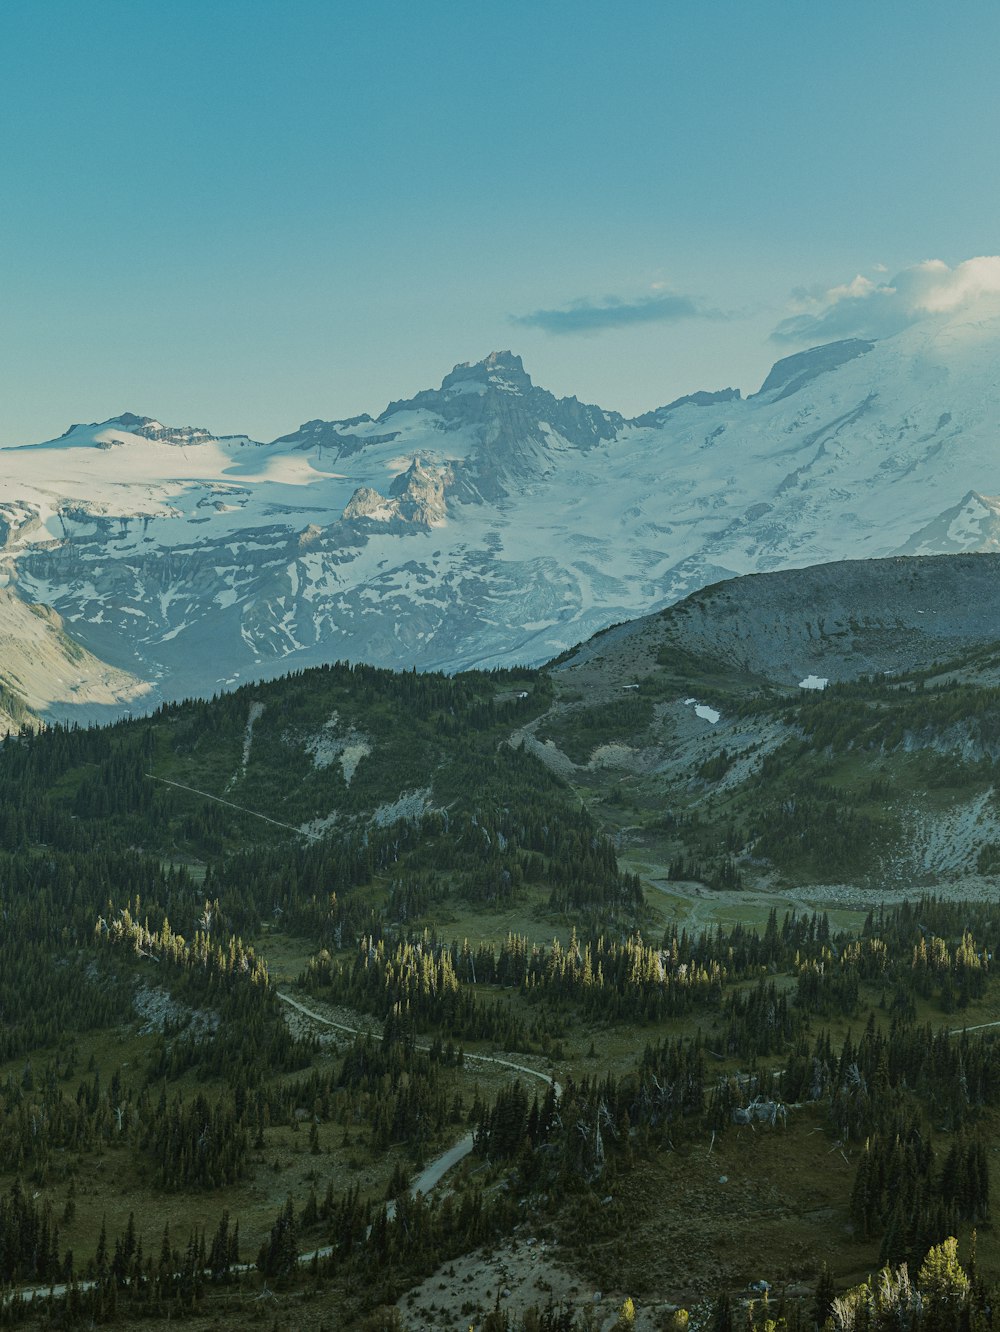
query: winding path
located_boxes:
[5,995,561,1307]
[10,987,999,1307]
[277,990,562,1209]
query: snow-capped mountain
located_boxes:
[5,317,1000,715]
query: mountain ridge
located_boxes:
[4,313,1000,716]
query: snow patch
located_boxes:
[798,675,829,690]
[685,698,721,724]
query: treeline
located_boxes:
[0,1180,63,1285]
[463,930,726,1023]
[792,671,1000,759]
[0,1206,245,1323]
[466,1013,1000,1290]
[0,652,644,987]
[0,1014,466,1203]
[1,1062,253,1191]
[97,901,316,1088]
[0,1170,518,1326]
[302,898,999,1047]
[400,744,643,914]
[750,784,891,878]
[302,937,562,1052]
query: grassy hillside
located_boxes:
[6,562,1000,1327]
[0,659,650,1322]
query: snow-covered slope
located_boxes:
[0,588,150,731]
[5,316,1000,712]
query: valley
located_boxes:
[0,554,999,1327]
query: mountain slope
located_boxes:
[5,311,1000,714]
[543,553,1000,893]
[559,552,1000,686]
[0,587,150,732]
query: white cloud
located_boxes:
[772,256,1000,344]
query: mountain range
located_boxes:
[4,305,1000,723]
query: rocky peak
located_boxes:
[342,458,449,529]
[441,350,534,397]
[389,458,448,525]
[58,413,153,440]
[133,419,216,445]
[383,351,622,460]
[114,412,159,432]
[59,414,217,446]
[272,417,398,459]
[342,487,394,522]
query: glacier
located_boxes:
[3,317,1000,716]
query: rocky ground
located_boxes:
[396,1233,670,1331]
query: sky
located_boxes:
[2,0,1000,446]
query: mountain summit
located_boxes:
[441,349,534,393]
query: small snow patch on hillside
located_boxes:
[799,675,829,690]
[684,698,721,724]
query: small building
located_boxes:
[621,683,639,692]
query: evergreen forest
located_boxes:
[1,646,1000,1328]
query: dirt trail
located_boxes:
[147,773,322,841]
[5,995,561,1308]
[276,991,562,1214]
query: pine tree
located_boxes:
[611,1297,636,1331]
[917,1236,970,1332]
[94,1215,109,1279]
[711,1290,735,1332]
[812,1262,835,1328]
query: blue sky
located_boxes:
[2,0,999,445]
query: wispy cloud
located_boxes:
[513,291,709,335]
[772,256,1000,344]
